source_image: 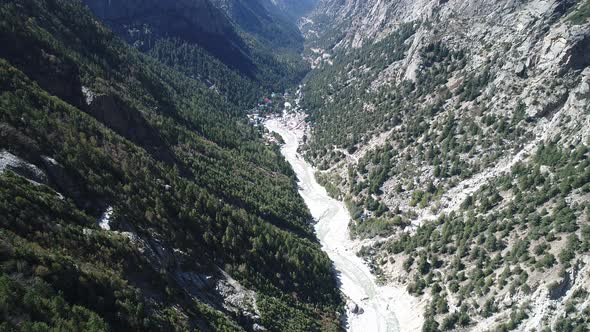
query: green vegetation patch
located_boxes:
[569,0,590,25]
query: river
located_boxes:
[265,114,406,332]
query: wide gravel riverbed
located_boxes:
[265,115,409,332]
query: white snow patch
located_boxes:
[98,206,113,230]
[81,86,96,106]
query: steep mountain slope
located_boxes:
[269,0,319,23]
[83,0,308,107]
[0,0,342,331]
[210,0,303,50]
[83,0,248,70]
[300,0,590,330]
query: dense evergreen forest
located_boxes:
[0,0,342,331]
[83,0,309,108]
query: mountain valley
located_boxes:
[1,0,590,331]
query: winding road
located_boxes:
[265,116,402,332]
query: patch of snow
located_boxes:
[253,323,266,331]
[98,206,113,230]
[81,86,96,106]
[41,156,58,166]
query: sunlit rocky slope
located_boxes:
[301,0,590,330]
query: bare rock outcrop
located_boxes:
[0,150,48,184]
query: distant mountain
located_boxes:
[210,0,304,50]
[83,0,308,100]
[270,0,319,21]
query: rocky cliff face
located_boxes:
[302,0,590,330]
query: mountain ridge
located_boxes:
[2,0,590,331]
